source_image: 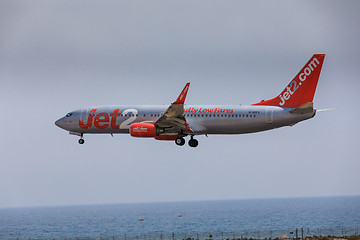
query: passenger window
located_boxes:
[205,114,208,117]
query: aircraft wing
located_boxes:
[155,83,194,135]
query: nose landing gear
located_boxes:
[69,132,85,144]
[78,133,85,144]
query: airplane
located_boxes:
[55,54,325,148]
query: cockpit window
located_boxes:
[66,113,72,117]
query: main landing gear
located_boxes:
[175,137,185,146]
[175,136,198,148]
[188,136,198,148]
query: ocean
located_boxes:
[0,196,359,240]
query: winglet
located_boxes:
[173,83,190,104]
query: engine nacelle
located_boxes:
[130,122,158,138]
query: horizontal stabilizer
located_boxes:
[316,108,336,112]
[289,102,314,114]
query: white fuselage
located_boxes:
[55,105,316,135]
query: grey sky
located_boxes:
[0,0,359,208]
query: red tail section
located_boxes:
[253,54,325,108]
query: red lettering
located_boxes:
[111,109,120,129]
[79,109,97,129]
[94,112,109,129]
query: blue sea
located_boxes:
[0,196,359,240]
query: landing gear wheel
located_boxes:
[188,137,198,148]
[175,137,185,146]
[78,139,85,144]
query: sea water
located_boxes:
[0,196,359,239]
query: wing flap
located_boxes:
[156,83,194,135]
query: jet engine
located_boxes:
[130,122,161,138]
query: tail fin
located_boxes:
[253,54,325,108]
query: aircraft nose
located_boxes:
[55,118,65,129]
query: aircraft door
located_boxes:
[265,109,273,123]
[80,108,89,124]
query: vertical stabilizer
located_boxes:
[253,54,325,108]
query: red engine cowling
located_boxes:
[130,122,157,138]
